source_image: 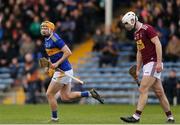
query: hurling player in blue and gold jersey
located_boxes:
[40,21,104,122]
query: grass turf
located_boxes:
[0,104,179,124]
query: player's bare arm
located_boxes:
[151,36,163,73]
[136,50,142,79]
[50,45,72,69]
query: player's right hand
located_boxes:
[44,67,55,77]
[50,62,59,69]
[136,70,140,80]
[155,62,163,73]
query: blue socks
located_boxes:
[52,110,57,118]
[81,91,89,97]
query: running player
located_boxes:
[40,21,104,122]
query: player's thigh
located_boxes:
[152,79,165,97]
[143,61,163,80]
[49,70,72,96]
[46,80,63,96]
[139,76,156,93]
[59,83,71,99]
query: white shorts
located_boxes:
[143,61,163,79]
[51,69,73,85]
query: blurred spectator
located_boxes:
[169,22,177,36]
[129,44,137,62]
[19,33,35,58]
[10,58,21,79]
[99,40,118,68]
[56,16,76,49]
[163,1,175,28]
[9,57,24,86]
[34,39,45,60]
[177,79,180,104]
[163,70,178,105]
[92,28,105,52]
[116,15,127,41]
[29,16,41,39]
[81,0,98,33]
[0,25,3,41]
[0,41,13,67]
[0,0,104,49]
[165,34,180,62]
[70,9,84,43]
[156,18,170,54]
[22,53,41,104]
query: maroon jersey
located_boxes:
[134,24,158,65]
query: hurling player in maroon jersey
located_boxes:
[120,12,175,123]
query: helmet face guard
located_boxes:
[122,11,138,31]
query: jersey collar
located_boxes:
[135,23,143,33]
[45,33,54,41]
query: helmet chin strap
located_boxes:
[134,19,137,29]
[130,15,137,32]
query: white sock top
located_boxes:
[133,114,140,120]
[168,116,174,120]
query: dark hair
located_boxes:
[171,69,176,73]
[174,32,180,39]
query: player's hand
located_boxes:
[44,67,55,77]
[50,62,59,69]
[136,70,140,80]
[155,62,163,73]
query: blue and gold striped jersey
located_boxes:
[44,33,72,71]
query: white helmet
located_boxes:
[121,11,138,26]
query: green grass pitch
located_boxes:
[0,104,179,124]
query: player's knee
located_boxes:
[155,90,164,98]
[61,96,70,101]
[138,87,148,94]
[61,94,71,101]
[46,91,53,99]
[61,97,68,101]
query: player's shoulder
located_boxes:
[142,24,155,31]
[51,32,61,42]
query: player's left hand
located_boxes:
[155,62,163,73]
